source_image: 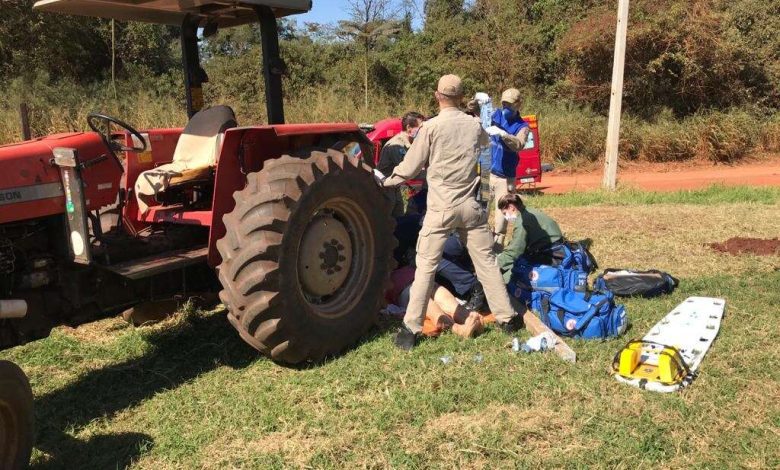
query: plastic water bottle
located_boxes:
[521,337,549,353]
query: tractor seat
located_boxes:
[135,105,237,214]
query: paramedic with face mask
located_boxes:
[495,194,563,284]
[378,111,426,215]
[489,88,531,246]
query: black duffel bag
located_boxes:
[594,269,679,298]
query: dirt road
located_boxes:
[537,160,780,193]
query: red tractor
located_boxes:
[0,1,397,465]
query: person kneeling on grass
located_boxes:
[495,193,563,284]
[386,265,486,338]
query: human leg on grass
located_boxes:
[427,285,483,338]
[457,203,519,330]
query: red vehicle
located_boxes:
[0,1,397,465]
[516,115,543,187]
[364,114,542,189]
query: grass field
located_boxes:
[2,186,779,469]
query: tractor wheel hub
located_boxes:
[298,214,352,298]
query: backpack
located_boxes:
[528,241,598,274]
[594,269,679,298]
[512,263,587,293]
[530,289,628,339]
[510,261,588,303]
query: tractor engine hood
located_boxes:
[0,133,121,224]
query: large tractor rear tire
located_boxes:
[217,149,395,364]
[0,361,34,469]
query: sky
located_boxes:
[295,0,424,27]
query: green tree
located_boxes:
[424,0,464,26]
[338,0,402,109]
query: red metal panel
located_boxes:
[0,198,65,225]
[271,122,362,136]
[365,118,403,165]
[516,115,542,185]
[207,127,280,266]
[0,132,122,223]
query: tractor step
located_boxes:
[105,246,208,280]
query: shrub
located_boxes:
[636,112,698,162]
[537,103,606,164]
[694,111,761,163]
[759,115,780,153]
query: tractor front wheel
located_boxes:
[217,149,395,364]
[0,361,34,469]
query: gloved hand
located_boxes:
[372,168,386,187]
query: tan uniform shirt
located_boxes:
[384,107,488,210]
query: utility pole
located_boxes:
[602,0,630,190]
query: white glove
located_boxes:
[372,168,386,187]
[485,125,504,136]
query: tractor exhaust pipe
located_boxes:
[0,299,27,319]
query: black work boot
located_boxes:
[463,282,488,312]
[394,326,419,351]
[495,314,523,335]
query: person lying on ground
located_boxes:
[393,214,486,312]
[438,233,487,312]
[386,265,486,338]
[495,193,563,283]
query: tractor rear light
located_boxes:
[70,231,86,257]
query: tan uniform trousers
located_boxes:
[489,173,516,236]
[403,199,517,333]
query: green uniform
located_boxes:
[497,207,563,283]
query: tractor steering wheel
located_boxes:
[87,113,147,172]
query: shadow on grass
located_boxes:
[33,432,153,470]
[32,311,256,468]
[281,316,399,370]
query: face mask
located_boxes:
[501,107,517,121]
[504,212,518,223]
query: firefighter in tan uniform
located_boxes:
[380,75,521,350]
